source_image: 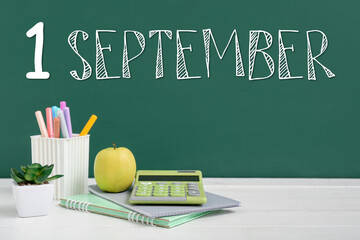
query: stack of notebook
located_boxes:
[59,184,240,228]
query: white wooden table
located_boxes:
[1,178,360,240]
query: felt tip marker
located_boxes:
[52,106,57,119]
[54,107,60,117]
[54,117,60,138]
[60,101,66,110]
[63,107,73,138]
[35,111,49,137]
[80,115,97,136]
[57,110,69,138]
[55,107,61,137]
[46,107,54,138]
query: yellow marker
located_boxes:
[80,115,97,136]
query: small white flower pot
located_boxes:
[12,181,54,217]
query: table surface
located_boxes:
[1,178,360,240]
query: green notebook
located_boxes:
[59,193,213,228]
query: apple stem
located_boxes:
[112,143,116,149]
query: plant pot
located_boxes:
[12,181,54,217]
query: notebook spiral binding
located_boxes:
[127,211,155,226]
[65,199,155,226]
[65,199,92,212]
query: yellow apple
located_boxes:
[94,143,136,192]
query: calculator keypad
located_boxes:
[129,171,207,204]
[135,182,199,198]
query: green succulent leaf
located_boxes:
[45,164,54,172]
[24,173,36,181]
[11,168,25,180]
[27,168,39,175]
[20,166,28,173]
[46,175,64,182]
[34,177,46,184]
[28,163,42,169]
[11,172,24,183]
[34,165,54,183]
[37,165,49,176]
[34,174,48,183]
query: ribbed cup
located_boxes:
[30,134,89,200]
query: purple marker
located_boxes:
[63,107,73,138]
[60,101,66,110]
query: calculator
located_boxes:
[129,170,207,205]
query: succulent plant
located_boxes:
[11,163,63,185]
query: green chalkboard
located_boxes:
[0,0,359,178]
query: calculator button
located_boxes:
[137,187,152,190]
[137,189,152,192]
[188,188,199,192]
[135,191,151,195]
[140,182,152,185]
[136,190,152,193]
[172,182,183,185]
[136,188,152,191]
[154,189,167,193]
[153,191,169,196]
[187,183,198,187]
[171,188,184,192]
[171,190,184,193]
[171,189,184,192]
[156,182,167,185]
[171,190,185,194]
[188,190,200,196]
[153,192,168,197]
[171,192,185,196]
[137,189,152,193]
[187,186,199,190]
[136,191,151,197]
[137,188,152,192]
[170,192,185,197]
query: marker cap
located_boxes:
[60,101,66,110]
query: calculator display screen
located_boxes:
[138,175,199,182]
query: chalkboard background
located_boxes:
[0,0,359,178]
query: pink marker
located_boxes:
[46,108,54,137]
[60,101,66,110]
[35,111,48,137]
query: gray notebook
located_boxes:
[88,184,240,218]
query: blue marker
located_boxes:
[55,107,61,117]
[52,106,57,119]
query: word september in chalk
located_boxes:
[67,29,335,81]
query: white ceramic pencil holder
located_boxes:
[30,134,90,200]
